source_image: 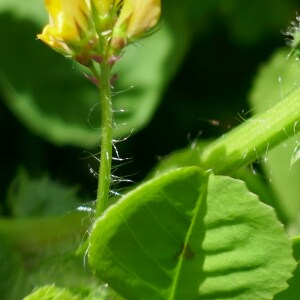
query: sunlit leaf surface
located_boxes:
[24,285,80,300]
[249,48,300,227]
[89,167,295,300]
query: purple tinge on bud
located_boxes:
[38,0,162,63]
[83,73,100,86]
[110,73,119,85]
[92,54,103,63]
[108,55,120,65]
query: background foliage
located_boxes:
[0,0,298,202]
[0,0,299,200]
[1,0,300,298]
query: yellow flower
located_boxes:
[38,0,95,57]
[38,0,162,61]
[112,0,161,49]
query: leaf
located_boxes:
[0,214,94,298]
[23,285,81,300]
[89,167,295,300]
[0,0,46,23]
[6,168,81,217]
[0,238,25,300]
[249,48,300,227]
[23,281,122,300]
[293,236,300,261]
[26,252,113,300]
[149,141,205,177]
[0,212,92,258]
[274,236,300,300]
[0,3,190,148]
[150,141,285,222]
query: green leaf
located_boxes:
[24,285,81,300]
[149,141,206,177]
[89,167,295,300]
[23,281,122,300]
[274,236,300,300]
[249,48,300,227]
[150,142,284,222]
[6,168,81,217]
[0,212,93,298]
[26,252,113,300]
[293,236,300,261]
[0,238,25,300]
[0,12,100,148]
[0,212,92,257]
[0,0,46,23]
[0,4,190,148]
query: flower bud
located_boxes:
[38,0,97,60]
[92,0,121,18]
[111,0,161,50]
[90,0,121,36]
[38,0,162,62]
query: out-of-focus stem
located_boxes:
[200,86,300,174]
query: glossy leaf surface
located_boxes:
[89,167,295,299]
[24,285,80,300]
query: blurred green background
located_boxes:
[0,0,299,212]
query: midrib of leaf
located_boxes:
[89,169,295,300]
[167,180,208,300]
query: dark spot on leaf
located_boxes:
[177,243,196,260]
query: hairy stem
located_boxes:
[96,60,113,217]
[200,86,300,174]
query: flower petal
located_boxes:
[117,0,161,38]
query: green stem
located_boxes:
[199,86,300,174]
[0,212,91,255]
[96,60,113,217]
